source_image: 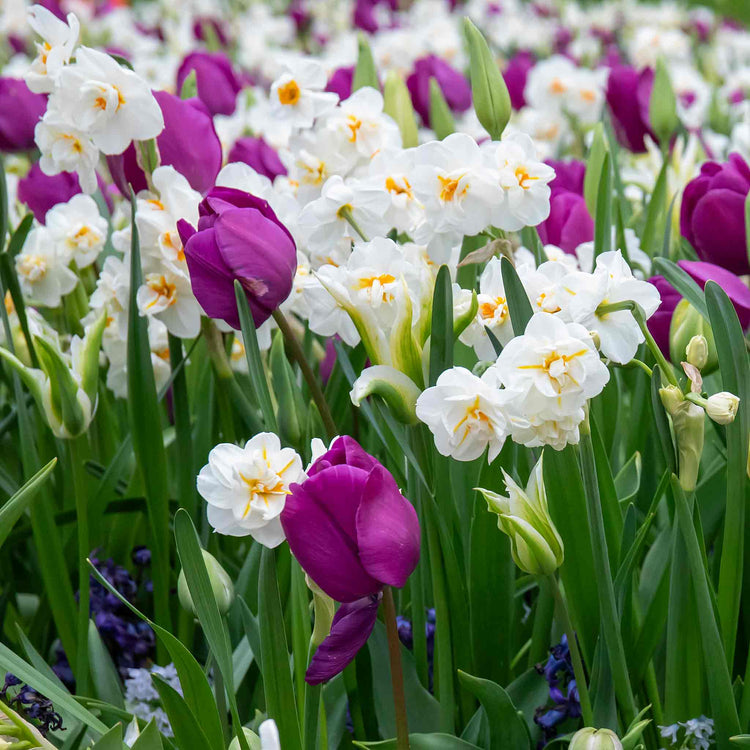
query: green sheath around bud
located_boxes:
[178,549,235,616]
[383,71,419,148]
[659,385,705,491]
[569,727,623,750]
[350,364,421,424]
[649,57,679,145]
[463,17,511,140]
[429,78,455,140]
[685,334,709,369]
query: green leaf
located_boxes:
[7,213,34,258]
[593,151,612,259]
[429,79,455,140]
[270,332,303,446]
[457,672,530,750]
[584,124,608,218]
[651,257,709,322]
[429,265,453,387]
[352,34,379,92]
[707,280,750,669]
[258,547,302,750]
[88,562,225,750]
[180,69,197,99]
[650,366,676,473]
[88,621,125,709]
[383,72,418,148]
[614,453,641,504]
[0,458,56,550]
[131,720,163,750]
[500,257,533,336]
[732,736,750,747]
[126,193,171,635]
[641,161,669,256]
[649,58,679,144]
[355,735,480,749]
[91,722,124,750]
[235,280,277,432]
[152,675,212,750]
[0,251,39,367]
[0,156,7,246]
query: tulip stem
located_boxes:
[547,575,594,727]
[382,587,410,750]
[272,309,337,440]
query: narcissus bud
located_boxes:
[669,299,718,374]
[705,392,740,425]
[350,365,421,424]
[569,727,623,750]
[178,550,235,616]
[685,334,709,370]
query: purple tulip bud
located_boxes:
[176,51,242,117]
[545,158,586,197]
[177,186,296,329]
[0,79,47,153]
[406,55,471,126]
[227,137,287,181]
[606,65,656,153]
[538,192,593,253]
[680,152,750,276]
[107,91,222,196]
[503,50,535,110]
[326,66,355,101]
[282,436,420,683]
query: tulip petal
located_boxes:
[356,464,420,589]
[308,435,380,477]
[281,477,381,603]
[305,594,381,685]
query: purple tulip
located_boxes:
[647,261,750,356]
[538,192,593,253]
[192,17,231,47]
[0,79,46,153]
[546,158,586,197]
[176,51,242,117]
[503,50,535,110]
[227,137,287,181]
[406,55,472,126]
[680,152,750,276]
[326,66,355,101]
[281,436,420,684]
[353,0,396,33]
[177,186,296,329]
[107,91,222,196]
[606,66,656,153]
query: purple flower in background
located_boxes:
[0,78,46,152]
[407,55,471,126]
[680,152,750,275]
[546,159,586,197]
[503,50,535,110]
[228,136,287,181]
[606,65,656,153]
[535,635,582,742]
[176,51,242,116]
[281,436,420,684]
[107,91,222,196]
[177,186,296,329]
[353,0,397,33]
[193,16,230,47]
[538,193,593,253]
[0,674,64,736]
[398,608,437,692]
[326,65,355,101]
[646,275,683,356]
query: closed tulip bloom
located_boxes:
[281,436,420,683]
[107,91,222,195]
[176,51,242,117]
[177,186,296,329]
[0,78,47,152]
[606,65,656,153]
[17,163,80,222]
[680,152,750,275]
[406,55,471,126]
[538,191,593,253]
[227,137,287,181]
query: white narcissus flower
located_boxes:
[89,254,130,338]
[705,392,740,425]
[35,112,100,193]
[25,4,80,93]
[45,193,108,268]
[416,366,509,462]
[563,250,661,364]
[197,433,305,547]
[15,226,78,307]
[518,260,574,319]
[269,58,339,130]
[136,269,202,340]
[524,55,579,114]
[485,133,555,231]
[52,46,164,154]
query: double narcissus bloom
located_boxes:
[281,436,420,684]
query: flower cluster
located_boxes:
[0,675,63,737]
[124,663,182,737]
[659,717,715,750]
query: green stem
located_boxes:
[338,206,369,242]
[383,587,410,750]
[272,309,337,440]
[70,435,91,695]
[168,334,196,517]
[579,415,637,724]
[548,576,593,726]
[596,300,678,387]
[302,642,321,750]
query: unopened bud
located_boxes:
[705,392,740,425]
[228,728,261,750]
[569,727,623,750]
[178,550,235,616]
[660,386,704,492]
[685,335,709,370]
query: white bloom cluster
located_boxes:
[659,716,715,750]
[124,663,183,737]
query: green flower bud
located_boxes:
[429,78,455,140]
[669,299,718,374]
[569,727,623,750]
[0,699,56,750]
[705,391,740,425]
[383,71,419,149]
[659,385,704,492]
[463,18,511,140]
[228,728,262,750]
[350,365,421,424]
[178,550,235,616]
[352,34,379,93]
[477,454,564,576]
[685,334,709,370]
[649,57,679,145]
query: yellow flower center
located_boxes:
[145,275,177,308]
[278,79,301,106]
[480,297,508,321]
[515,166,538,190]
[386,176,413,198]
[438,174,468,202]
